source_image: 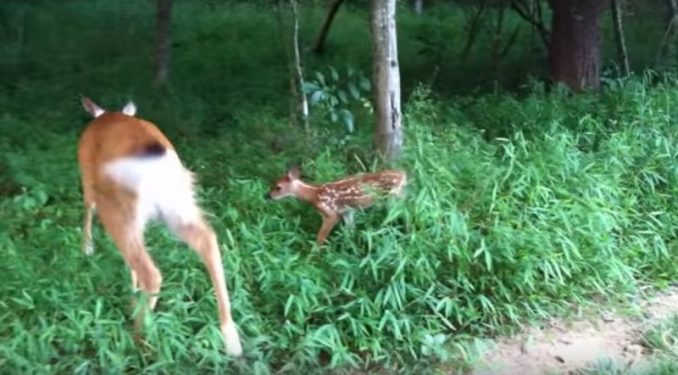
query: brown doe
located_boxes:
[266,166,407,244]
[77,97,242,356]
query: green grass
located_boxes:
[1,0,677,373]
[2,78,677,373]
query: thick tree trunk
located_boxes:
[370,0,403,162]
[548,0,605,91]
[154,0,173,85]
[610,0,630,75]
[312,0,345,54]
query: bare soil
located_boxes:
[470,287,678,375]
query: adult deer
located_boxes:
[77,97,242,356]
[266,166,407,244]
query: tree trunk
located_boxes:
[666,0,678,23]
[657,0,678,67]
[413,0,424,14]
[370,0,403,162]
[290,0,309,131]
[610,0,630,75]
[509,0,550,49]
[312,0,345,54]
[548,0,605,91]
[154,0,173,85]
[460,0,487,60]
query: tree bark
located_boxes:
[370,0,403,162]
[312,0,345,54]
[154,0,173,85]
[666,0,678,23]
[290,0,309,131]
[610,0,630,75]
[548,0,606,91]
[657,0,678,66]
[413,0,424,15]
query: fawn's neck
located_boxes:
[294,180,320,204]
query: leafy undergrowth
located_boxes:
[1,78,677,373]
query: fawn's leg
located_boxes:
[342,211,355,228]
[98,203,162,330]
[130,269,139,292]
[82,202,96,255]
[316,214,340,245]
[171,217,243,356]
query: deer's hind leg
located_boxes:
[97,200,163,330]
[82,201,96,255]
[167,213,243,356]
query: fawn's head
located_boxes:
[266,166,302,200]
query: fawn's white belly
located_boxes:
[103,150,201,229]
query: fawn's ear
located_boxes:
[288,165,301,179]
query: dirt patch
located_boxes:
[471,288,678,375]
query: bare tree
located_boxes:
[548,0,606,91]
[413,0,424,14]
[610,0,630,76]
[509,0,549,48]
[460,0,487,60]
[290,0,309,130]
[276,0,309,130]
[657,0,678,67]
[312,0,345,54]
[489,4,522,73]
[154,0,173,85]
[370,0,403,162]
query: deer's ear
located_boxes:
[81,96,105,118]
[288,165,301,179]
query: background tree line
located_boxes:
[151,0,678,162]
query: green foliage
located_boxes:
[1,0,678,373]
[303,66,372,133]
[2,76,678,373]
[642,315,678,359]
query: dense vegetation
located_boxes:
[1,0,677,373]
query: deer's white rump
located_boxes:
[103,151,201,230]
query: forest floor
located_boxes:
[468,287,678,375]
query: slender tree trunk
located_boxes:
[413,0,424,14]
[490,5,506,73]
[370,0,403,162]
[312,0,345,54]
[509,0,550,49]
[610,0,630,75]
[276,0,309,130]
[290,0,309,131]
[666,0,678,23]
[275,0,296,127]
[548,0,606,91]
[154,0,173,85]
[460,0,487,60]
[657,0,678,67]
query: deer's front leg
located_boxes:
[316,214,340,245]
